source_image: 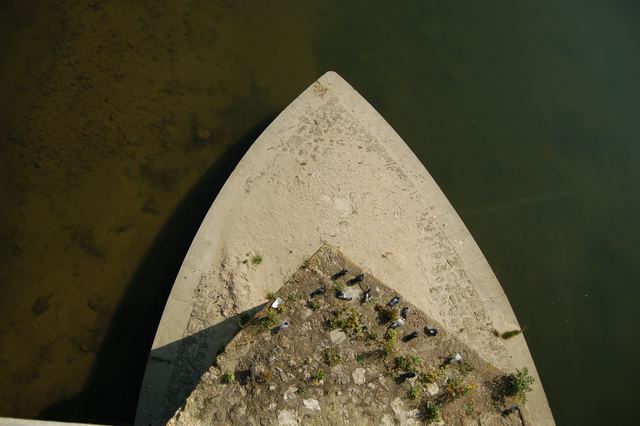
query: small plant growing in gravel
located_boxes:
[327,307,368,339]
[266,291,276,302]
[251,254,263,265]
[424,402,441,423]
[310,368,326,384]
[395,354,422,371]
[355,354,365,365]
[307,299,320,311]
[384,328,398,341]
[322,348,341,367]
[456,361,475,376]
[419,368,442,384]
[506,367,535,402]
[221,370,235,384]
[445,376,475,400]
[261,309,280,330]
[408,386,421,400]
[375,304,399,323]
[382,329,398,356]
[367,297,378,306]
[464,400,477,416]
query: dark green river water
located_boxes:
[1,0,639,424]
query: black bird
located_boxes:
[331,269,348,280]
[424,326,438,336]
[501,405,525,424]
[310,286,326,298]
[390,318,405,329]
[335,290,353,301]
[400,306,409,319]
[402,331,419,342]
[387,296,401,307]
[348,273,364,285]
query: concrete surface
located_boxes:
[135,71,554,425]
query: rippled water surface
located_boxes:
[1,1,639,424]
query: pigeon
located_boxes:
[279,321,290,330]
[331,269,348,280]
[400,306,409,319]
[348,273,364,285]
[310,286,326,298]
[402,331,419,342]
[424,326,438,336]
[335,290,353,301]
[387,296,401,307]
[390,318,405,329]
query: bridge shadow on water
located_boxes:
[38,118,273,425]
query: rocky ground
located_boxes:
[168,245,531,425]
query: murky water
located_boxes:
[1,0,638,424]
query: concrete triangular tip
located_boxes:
[169,244,531,425]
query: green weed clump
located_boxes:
[261,309,280,330]
[327,307,370,339]
[307,299,320,310]
[382,329,398,356]
[445,377,475,400]
[310,368,326,384]
[506,367,535,402]
[322,348,341,367]
[464,400,476,416]
[251,254,263,265]
[221,370,235,384]
[375,304,399,323]
[424,402,441,423]
[408,386,421,400]
[394,355,422,371]
[418,367,444,385]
